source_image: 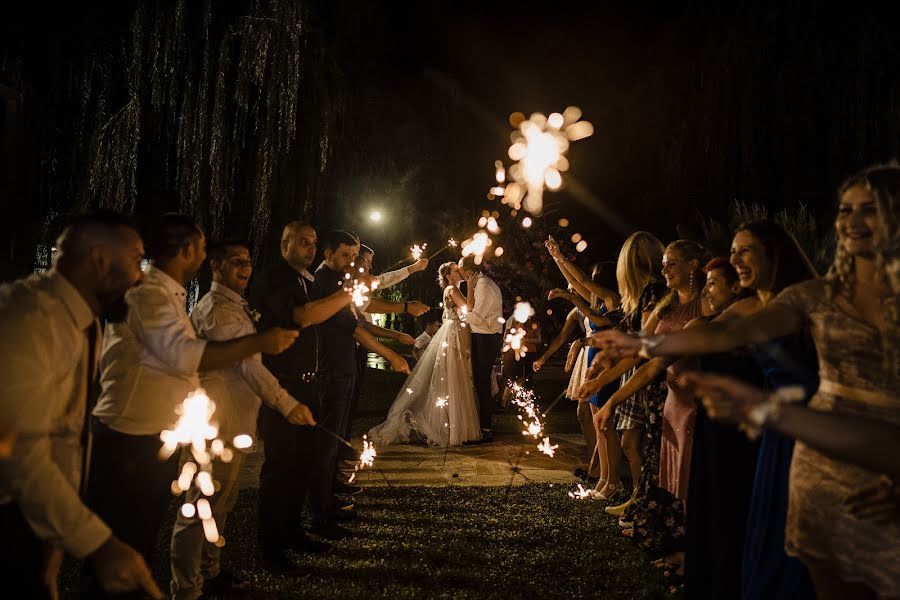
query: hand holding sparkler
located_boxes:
[409,258,429,273]
[285,403,316,426]
[404,300,430,317]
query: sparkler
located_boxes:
[503,302,535,361]
[348,435,378,484]
[410,242,428,261]
[160,388,245,545]
[426,237,459,262]
[489,108,593,216]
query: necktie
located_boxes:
[78,321,98,496]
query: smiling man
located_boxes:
[169,239,316,599]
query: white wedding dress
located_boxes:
[367,287,481,447]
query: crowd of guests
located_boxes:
[535,163,899,599]
[0,214,431,598]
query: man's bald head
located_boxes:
[53,210,145,321]
[281,220,317,272]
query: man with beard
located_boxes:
[84,214,298,596]
[0,212,162,598]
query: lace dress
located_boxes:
[773,279,900,597]
[367,288,481,447]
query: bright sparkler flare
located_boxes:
[411,243,428,260]
[159,388,219,462]
[435,396,449,409]
[513,301,535,324]
[568,483,591,500]
[461,231,492,265]
[537,437,559,457]
[491,108,593,215]
[508,382,546,439]
[348,435,378,484]
[345,277,378,307]
[232,434,252,449]
[448,237,458,247]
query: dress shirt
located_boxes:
[360,266,410,322]
[249,260,319,382]
[0,270,111,558]
[93,266,207,435]
[414,331,433,351]
[191,282,299,444]
[315,263,362,376]
[467,273,503,334]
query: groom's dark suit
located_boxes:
[465,272,503,431]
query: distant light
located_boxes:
[370,210,383,223]
[522,217,533,228]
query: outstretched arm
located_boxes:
[545,237,620,309]
[361,320,415,346]
[547,289,610,328]
[354,326,411,374]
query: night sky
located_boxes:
[3,1,900,275]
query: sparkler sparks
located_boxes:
[347,435,378,484]
[461,231,492,265]
[160,388,247,547]
[490,108,593,215]
[512,301,535,324]
[410,243,428,260]
[435,396,449,409]
[537,437,559,457]
[568,484,591,500]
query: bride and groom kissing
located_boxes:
[368,255,503,447]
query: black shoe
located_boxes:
[203,569,250,595]
[307,522,352,540]
[284,533,331,554]
[333,505,357,521]
[479,431,495,444]
[261,552,305,577]
[333,479,363,495]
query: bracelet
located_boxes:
[741,385,805,439]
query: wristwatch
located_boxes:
[403,301,408,314]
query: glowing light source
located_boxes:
[568,484,591,500]
[369,210,383,223]
[522,217,532,228]
[537,437,559,457]
[232,435,252,449]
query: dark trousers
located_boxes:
[342,345,368,441]
[257,388,318,556]
[471,333,503,431]
[81,420,179,598]
[308,373,355,525]
[0,503,52,599]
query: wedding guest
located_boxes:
[589,220,819,600]
[0,212,161,599]
[533,303,597,480]
[620,165,900,599]
[311,230,410,538]
[84,214,297,595]
[249,221,365,574]
[169,239,317,598]
[412,316,442,363]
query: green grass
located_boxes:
[58,368,674,599]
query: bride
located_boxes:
[367,261,481,447]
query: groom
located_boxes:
[459,255,503,444]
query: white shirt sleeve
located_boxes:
[0,313,110,558]
[375,266,411,290]
[129,286,206,376]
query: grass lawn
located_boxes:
[58,367,676,599]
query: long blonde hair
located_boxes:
[830,164,900,373]
[616,231,665,316]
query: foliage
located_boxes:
[698,199,836,272]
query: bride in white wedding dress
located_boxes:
[367,261,482,447]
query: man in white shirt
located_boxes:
[412,317,442,363]
[169,239,317,599]
[459,255,503,443]
[0,212,162,598]
[84,214,298,596]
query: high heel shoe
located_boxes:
[589,481,623,500]
[604,487,638,516]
